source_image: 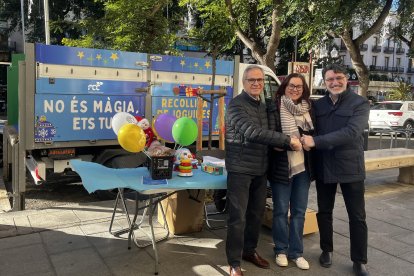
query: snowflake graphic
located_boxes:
[51,129,56,135]
[38,128,49,138]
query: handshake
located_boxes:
[289,135,315,151]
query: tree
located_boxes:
[388,81,413,100]
[181,1,235,149]
[63,0,185,53]
[298,0,393,97]
[394,0,414,59]
[224,0,289,72]
[0,0,104,45]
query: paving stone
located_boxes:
[86,231,139,258]
[40,226,91,255]
[14,215,34,235]
[50,247,111,276]
[104,250,161,276]
[0,243,54,275]
[28,210,80,230]
[0,232,42,250]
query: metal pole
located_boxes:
[20,0,26,53]
[294,35,298,62]
[44,0,50,44]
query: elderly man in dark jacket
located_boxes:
[301,64,370,276]
[225,65,302,276]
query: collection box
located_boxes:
[147,155,174,180]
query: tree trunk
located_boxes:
[341,33,369,97]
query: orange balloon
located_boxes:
[118,123,146,152]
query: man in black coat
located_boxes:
[225,65,302,276]
[301,64,370,276]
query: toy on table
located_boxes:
[174,148,198,177]
[136,116,156,148]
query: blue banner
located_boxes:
[152,96,229,135]
[34,94,146,142]
[36,78,148,95]
[35,44,147,69]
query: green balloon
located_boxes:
[172,117,198,146]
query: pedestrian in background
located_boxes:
[301,64,370,276]
[225,65,302,276]
[267,73,314,270]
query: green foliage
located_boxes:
[64,0,183,53]
[0,0,104,44]
[183,1,235,57]
[388,82,413,100]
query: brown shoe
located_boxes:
[229,266,243,276]
[242,252,270,269]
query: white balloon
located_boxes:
[111,112,138,135]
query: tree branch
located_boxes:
[355,0,393,45]
[225,0,255,50]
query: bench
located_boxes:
[365,148,414,184]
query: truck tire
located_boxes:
[93,150,147,200]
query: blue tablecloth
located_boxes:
[70,160,227,193]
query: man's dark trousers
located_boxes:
[316,180,368,264]
[226,172,267,267]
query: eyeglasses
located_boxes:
[325,76,347,83]
[287,84,303,91]
[245,78,264,85]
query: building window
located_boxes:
[372,56,377,66]
[408,77,412,84]
[385,57,389,68]
[387,38,391,47]
[374,37,379,46]
[396,58,401,67]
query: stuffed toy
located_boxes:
[174,148,197,176]
[136,116,156,148]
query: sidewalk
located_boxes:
[1,169,414,275]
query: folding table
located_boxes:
[70,160,227,274]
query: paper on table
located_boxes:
[202,156,225,167]
[142,176,168,185]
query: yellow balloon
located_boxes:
[118,123,146,153]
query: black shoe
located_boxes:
[353,262,369,276]
[319,251,333,268]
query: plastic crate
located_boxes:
[147,155,174,180]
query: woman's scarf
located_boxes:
[279,95,314,178]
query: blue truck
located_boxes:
[3,43,281,210]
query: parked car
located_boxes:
[368,101,414,134]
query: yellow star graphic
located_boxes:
[96,54,102,60]
[205,61,211,69]
[194,62,199,67]
[110,53,119,62]
[180,60,186,67]
[77,51,84,59]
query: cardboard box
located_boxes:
[262,200,318,235]
[158,190,205,235]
